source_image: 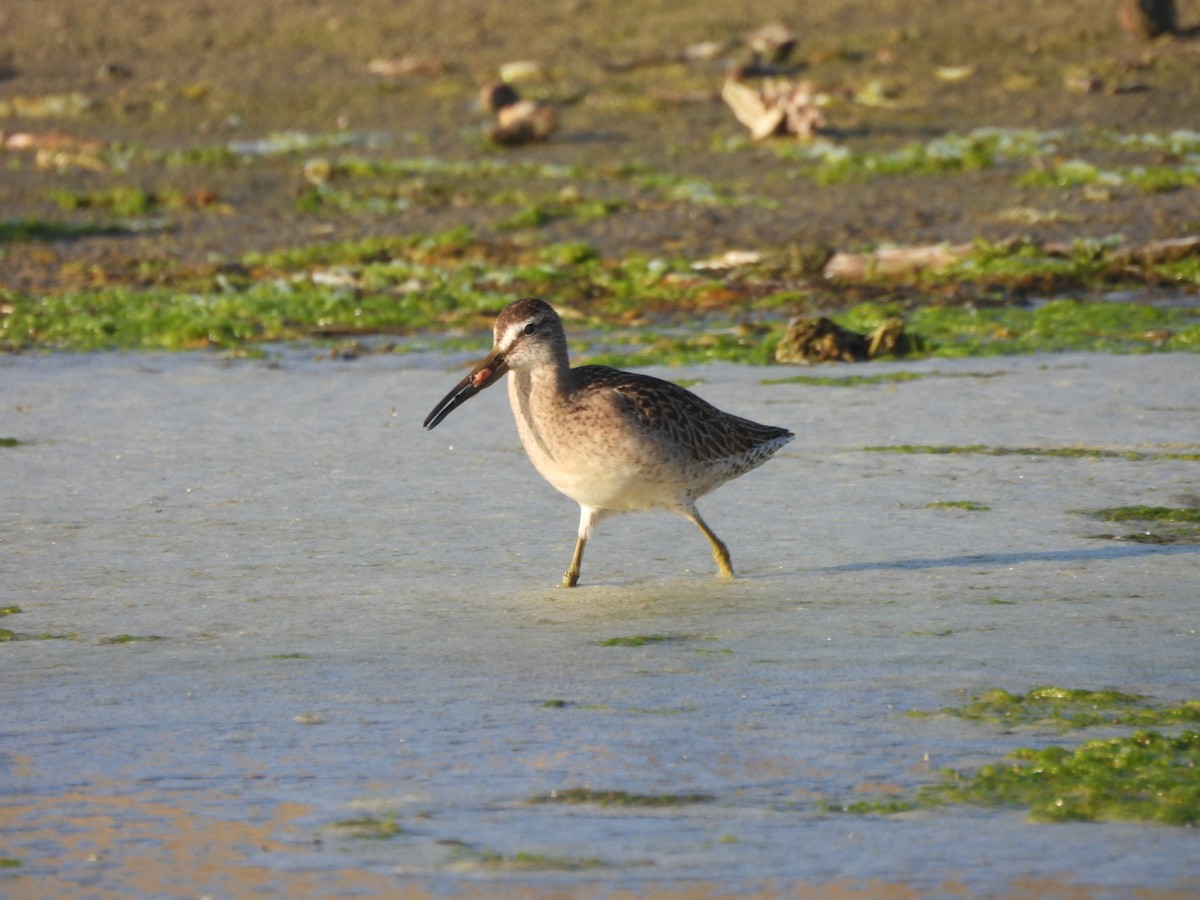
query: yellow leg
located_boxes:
[562,505,602,588]
[563,534,585,588]
[686,506,734,579]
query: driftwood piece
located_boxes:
[367,57,446,77]
[822,243,974,280]
[1108,236,1200,266]
[722,78,826,140]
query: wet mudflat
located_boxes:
[1,349,1198,897]
[4,1,1199,894]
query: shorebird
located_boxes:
[423,298,793,586]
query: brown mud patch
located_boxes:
[1,0,1199,296]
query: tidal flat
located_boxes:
[3,1,1200,895]
[2,350,1199,896]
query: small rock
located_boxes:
[823,243,974,280]
[1109,236,1200,266]
[302,158,334,186]
[367,56,446,77]
[691,250,762,271]
[775,317,870,364]
[482,84,558,146]
[775,316,911,365]
[480,82,521,112]
[498,60,547,84]
[1117,0,1177,38]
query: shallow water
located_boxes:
[2,350,1199,897]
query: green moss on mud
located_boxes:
[926,500,991,511]
[0,629,75,642]
[533,788,714,806]
[1092,506,1200,523]
[923,731,1200,825]
[762,371,928,387]
[3,226,1198,359]
[835,687,1200,825]
[451,846,607,871]
[824,798,918,815]
[923,687,1200,730]
[327,815,401,840]
[866,444,1200,462]
[598,634,673,647]
[0,219,135,242]
[1085,505,1200,544]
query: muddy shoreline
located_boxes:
[2,0,1199,297]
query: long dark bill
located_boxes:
[422,351,508,430]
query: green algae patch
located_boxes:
[904,298,1200,357]
[496,197,625,231]
[1093,506,1200,523]
[924,730,1200,825]
[0,629,75,642]
[923,687,1200,731]
[804,297,1200,361]
[5,228,1199,358]
[1,231,760,355]
[1016,159,1200,195]
[327,814,401,840]
[824,798,919,815]
[598,634,674,647]
[926,500,991,512]
[0,438,21,448]
[826,689,1200,825]
[532,788,714,807]
[476,850,604,871]
[766,297,1200,365]
[450,846,607,871]
[47,186,209,217]
[99,634,166,644]
[865,444,1200,462]
[750,128,1064,186]
[762,371,929,387]
[0,219,137,242]
[580,328,783,369]
[1086,505,1200,545]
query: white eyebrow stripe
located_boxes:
[497,319,530,352]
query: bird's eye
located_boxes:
[523,322,538,335]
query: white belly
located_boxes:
[509,372,686,511]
